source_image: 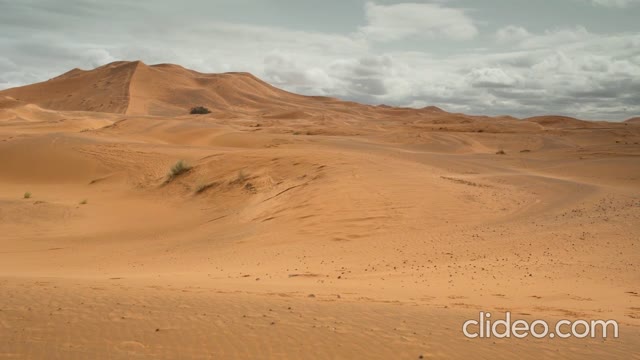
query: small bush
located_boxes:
[195,182,216,194]
[166,160,192,181]
[237,170,247,182]
[190,106,211,115]
[229,170,248,185]
[496,149,506,155]
[80,199,88,205]
[24,192,31,199]
[244,182,257,193]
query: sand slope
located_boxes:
[1,62,639,359]
[0,61,344,117]
[0,62,135,113]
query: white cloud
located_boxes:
[359,2,478,41]
[496,26,531,43]
[466,68,522,88]
[517,26,591,49]
[263,52,335,93]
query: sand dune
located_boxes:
[1,62,639,359]
[0,62,134,113]
[523,115,601,129]
[1,61,344,117]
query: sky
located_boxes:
[1,0,639,120]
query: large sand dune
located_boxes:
[1,61,346,117]
[1,61,639,359]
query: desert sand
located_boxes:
[0,61,639,359]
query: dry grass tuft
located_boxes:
[165,160,192,183]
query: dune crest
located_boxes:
[1,61,345,117]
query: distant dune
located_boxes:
[523,115,599,129]
[0,61,624,128]
[0,62,135,113]
[0,61,345,117]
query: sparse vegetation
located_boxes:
[166,160,192,182]
[229,170,249,185]
[190,106,211,115]
[496,149,506,155]
[237,170,247,182]
[441,176,491,188]
[195,182,216,194]
[23,192,31,199]
[80,199,88,205]
[520,149,531,153]
[244,182,257,193]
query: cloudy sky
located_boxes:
[1,0,639,120]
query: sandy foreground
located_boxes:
[0,62,639,359]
